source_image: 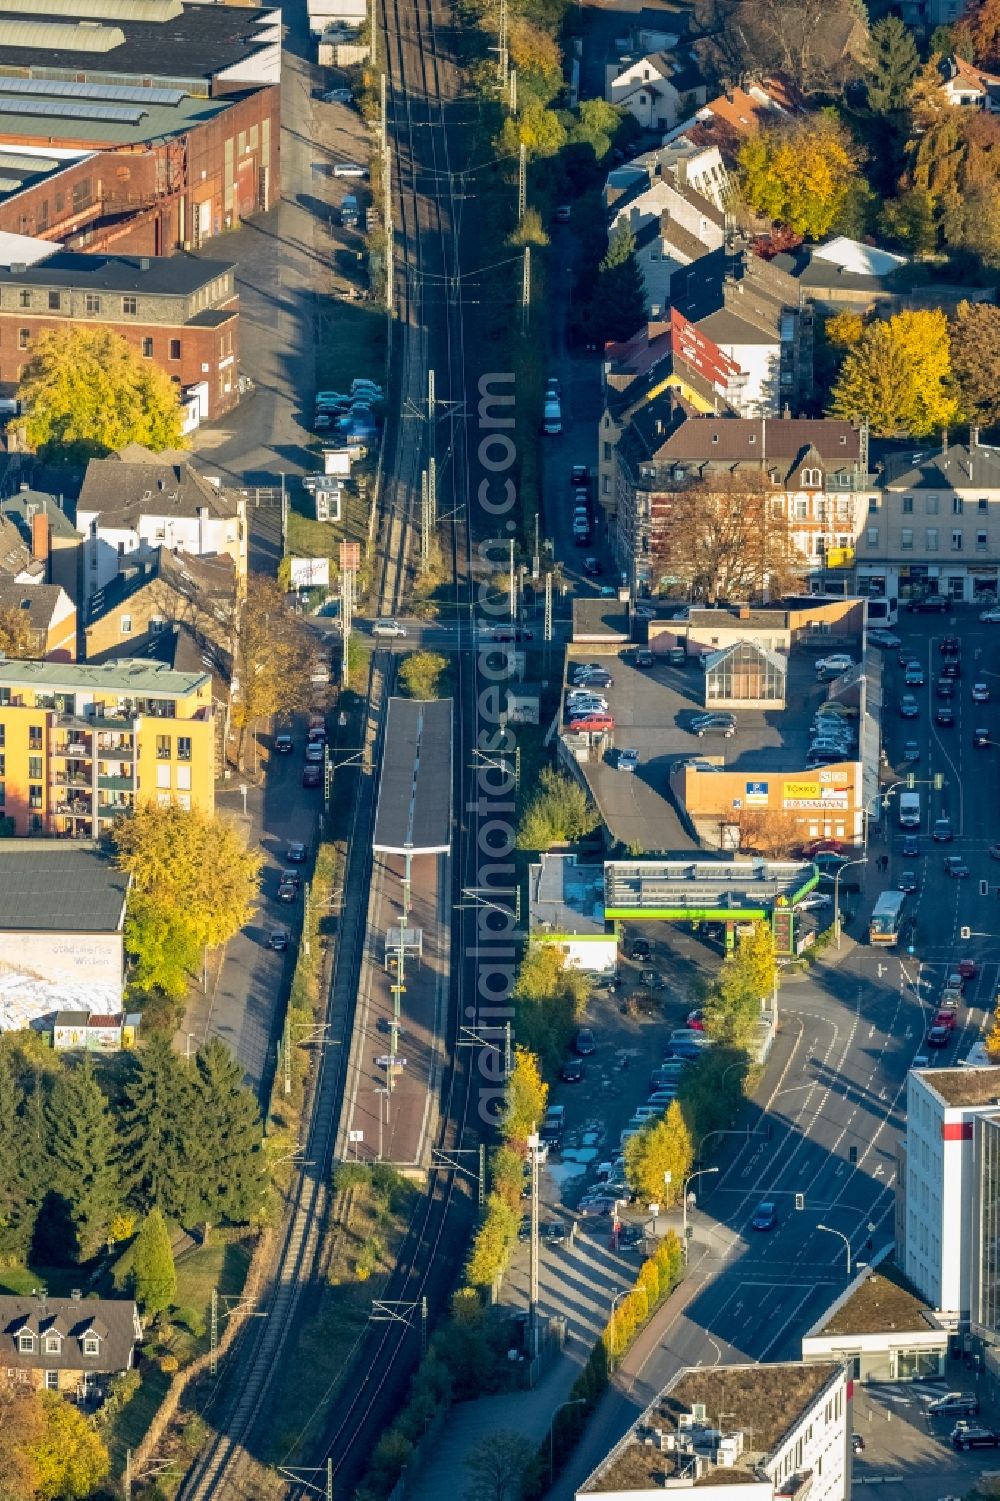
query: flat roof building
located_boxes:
[578,1359,850,1501]
[802,1253,947,1382]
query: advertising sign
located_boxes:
[784,780,821,801]
[745,780,769,805]
[290,556,330,589]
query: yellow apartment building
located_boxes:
[0,659,215,837]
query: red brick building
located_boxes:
[0,251,239,419]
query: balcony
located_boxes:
[96,736,134,757]
[98,776,135,792]
[52,772,92,789]
[52,739,92,758]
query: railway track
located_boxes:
[172,0,478,1491]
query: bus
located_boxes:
[869,890,907,945]
[867,595,899,628]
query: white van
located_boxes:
[899,791,920,828]
[372,619,406,638]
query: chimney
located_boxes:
[942,427,949,453]
[739,604,750,620]
[19,481,28,493]
[139,257,150,271]
[971,425,980,449]
[31,511,50,566]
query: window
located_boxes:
[150,616,166,634]
[176,764,191,791]
[801,467,821,487]
[927,527,938,551]
[85,293,101,315]
[0,784,6,808]
[795,498,808,519]
[926,494,939,514]
[868,497,879,514]
[44,1371,58,1391]
[952,529,963,550]
[44,1335,60,1353]
[980,497,989,511]
[176,792,191,811]
[169,337,181,361]
[978,530,988,550]
[17,289,30,309]
[177,735,191,762]
[156,734,171,760]
[901,527,913,550]
[953,496,964,514]
[27,756,41,780]
[28,785,42,810]
[82,1336,99,1356]
[48,290,60,311]
[17,329,28,350]
[120,615,132,635]
[17,1334,33,1353]
[121,295,137,316]
[141,337,153,358]
[28,725,42,749]
[902,495,913,513]
[866,526,879,547]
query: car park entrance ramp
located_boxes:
[372,696,453,858]
[603,858,816,924]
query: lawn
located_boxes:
[0,1263,97,1297]
[105,1363,171,1481]
[286,488,373,573]
[165,1235,253,1363]
[314,296,388,394]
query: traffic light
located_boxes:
[982,880,990,897]
[795,1193,805,1211]
[961,925,972,939]
[906,772,916,789]
[934,772,944,791]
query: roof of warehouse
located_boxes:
[0,249,233,294]
[0,87,235,148]
[0,841,129,932]
[0,3,279,84]
[372,697,453,855]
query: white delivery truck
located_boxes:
[899,790,920,828]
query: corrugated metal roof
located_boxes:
[0,95,144,120]
[0,18,125,49]
[0,74,183,103]
[0,150,62,172]
[8,0,180,18]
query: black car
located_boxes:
[927,1023,951,1048]
[633,650,654,668]
[274,729,294,754]
[945,856,969,878]
[287,840,308,863]
[278,873,299,902]
[630,937,651,961]
[936,679,955,699]
[561,1057,585,1083]
[542,1219,569,1244]
[583,557,601,577]
[942,658,961,679]
[302,764,322,788]
[267,927,291,951]
[851,1433,865,1455]
[935,706,955,727]
[902,832,920,857]
[694,715,737,738]
[574,1027,596,1056]
[933,818,953,841]
[909,594,948,612]
[940,635,960,655]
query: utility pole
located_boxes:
[280,472,287,556]
[340,562,352,688]
[427,369,436,533]
[383,141,392,314]
[369,0,377,68]
[210,1286,219,1375]
[521,245,530,332]
[428,455,437,532]
[528,1130,540,1357]
[379,71,387,156]
[479,1141,486,1207]
[420,469,429,569]
[509,537,516,623]
[509,66,517,114]
[497,0,508,84]
[544,569,553,642]
[518,142,526,223]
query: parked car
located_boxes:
[695,715,737,738]
[568,713,615,732]
[561,1058,585,1083]
[910,594,949,612]
[322,87,354,103]
[274,729,293,754]
[899,695,919,718]
[286,840,308,864]
[332,161,366,177]
[797,892,833,911]
[630,937,651,960]
[868,630,900,648]
[851,1433,865,1455]
[278,870,300,901]
[929,1392,979,1416]
[952,1426,1000,1451]
[751,1201,778,1231]
[686,1009,706,1030]
[981,607,1000,622]
[815,654,854,677]
[574,1027,596,1056]
[569,662,603,682]
[267,927,290,951]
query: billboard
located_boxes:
[290,556,330,589]
[745,780,769,805]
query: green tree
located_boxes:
[124,896,202,1001]
[0,606,37,660]
[738,115,863,239]
[230,573,319,771]
[177,1039,266,1236]
[705,924,776,1049]
[595,221,647,343]
[18,326,185,460]
[0,1378,42,1501]
[466,1195,517,1287]
[498,102,566,161]
[830,308,960,437]
[28,1391,109,1500]
[512,946,589,1072]
[567,98,623,164]
[119,1036,189,1214]
[879,186,937,254]
[516,766,600,849]
[866,17,919,114]
[114,804,262,995]
[398,650,449,699]
[951,299,1000,426]
[131,1207,177,1319]
[624,1102,693,1204]
[0,1054,27,1259]
[465,1431,535,1501]
[503,1046,547,1149]
[46,1061,120,1262]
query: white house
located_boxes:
[606,50,706,133]
[76,451,247,606]
[608,174,724,315]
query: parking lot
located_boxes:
[566,648,859,851]
[853,1375,1000,1501]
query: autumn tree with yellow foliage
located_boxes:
[829,308,960,438]
[738,116,863,239]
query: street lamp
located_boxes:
[608,1286,630,1367]
[834,857,868,949]
[817,1222,852,1275]
[549,1398,588,1482]
[682,1167,719,1260]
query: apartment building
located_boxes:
[0,580,76,659]
[897,1068,1000,1329]
[607,161,725,316]
[578,1360,851,1501]
[0,657,215,837]
[857,437,1000,605]
[613,412,875,594]
[76,453,246,607]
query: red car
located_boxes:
[686,1009,706,1031]
[568,713,615,732]
[798,838,843,859]
[933,1009,957,1030]
[958,959,978,980]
